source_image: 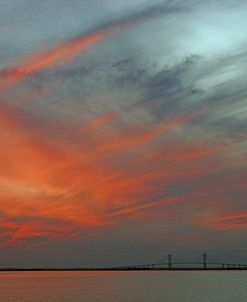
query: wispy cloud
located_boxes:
[0,104,234,247]
[0,2,182,92]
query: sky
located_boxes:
[0,0,247,268]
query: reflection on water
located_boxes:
[0,271,245,302]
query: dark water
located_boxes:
[0,271,245,301]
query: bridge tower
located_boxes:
[168,254,172,269]
[203,253,207,269]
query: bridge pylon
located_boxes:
[203,253,207,269]
[168,254,172,269]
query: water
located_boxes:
[0,271,245,302]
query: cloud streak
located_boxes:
[0,2,181,92]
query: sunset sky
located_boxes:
[0,0,247,267]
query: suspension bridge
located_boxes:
[105,254,247,271]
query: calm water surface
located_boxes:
[0,271,245,302]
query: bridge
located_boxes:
[104,254,247,271]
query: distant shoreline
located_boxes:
[1,268,247,272]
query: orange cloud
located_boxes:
[0,104,233,247]
[206,211,247,230]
